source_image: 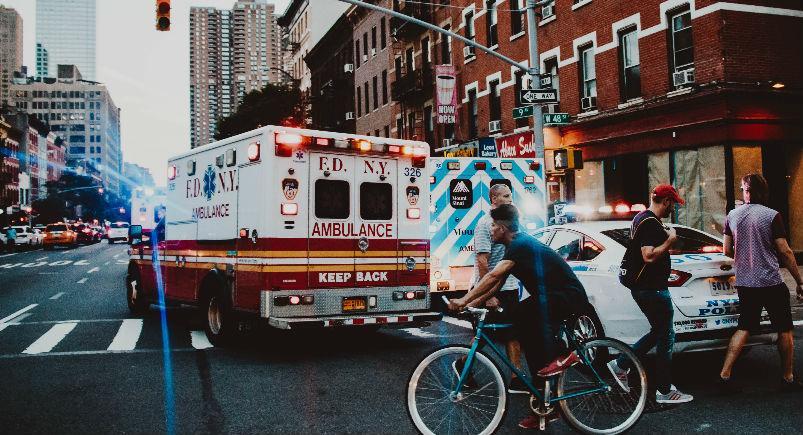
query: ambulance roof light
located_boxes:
[315,137,331,147]
[413,146,427,157]
[402,145,413,156]
[247,142,260,161]
[388,145,401,153]
[275,132,305,146]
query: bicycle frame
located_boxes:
[453,317,610,404]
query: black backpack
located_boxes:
[618,216,661,289]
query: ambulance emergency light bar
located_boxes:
[274,131,427,165]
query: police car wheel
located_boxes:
[566,310,607,364]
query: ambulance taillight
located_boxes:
[281,203,298,215]
[407,208,421,219]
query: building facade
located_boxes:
[189,0,283,149]
[0,5,23,107]
[36,0,96,80]
[0,114,21,218]
[10,65,122,195]
[305,14,355,133]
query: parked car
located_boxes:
[106,222,129,244]
[3,226,39,250]
[43,223,78,249]
[531,221,776,353]
[73,223,99,244]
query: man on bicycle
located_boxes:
[448,204,590,427]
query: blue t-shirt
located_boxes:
[502,232,588,304]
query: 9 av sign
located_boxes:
[519,89,559,105]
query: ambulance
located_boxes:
[129,188,166,236]
[126,126,440,344]
[429,134,548,300]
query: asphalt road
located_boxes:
[0,243,802,434]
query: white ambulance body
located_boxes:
[127,126,439,343]
[429,157,547,295]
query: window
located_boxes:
[489,79,501,122]
[514,70,528,128]
[364,82,370,113]
[407,112,416,139]
[355,40,361,67]
[424,105,434,145]
[384,125,390,137]
[360,183,393,220]
[468,89,478,138]
[533,229,554,245]
[371,26,377,52]
[440,25,452,64]
[422,37,430,68]
[405,47,415,72]
[380,18,387,49]
[548,230,583,261]
[510,0,523,35]
[486,1,498,47]
[464,11,475,41]
[381,70,388,104]
[669,8,693,73]
[579,45,597,100]
[357,86,362,117]
[372,76,379,110]
[619,28,641,100]
[363,33,368,57]
[315,179,350,219]
[396,117,404,138]
[544,57,560,111]
[394,57,403,80]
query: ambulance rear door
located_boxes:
[354,155,398,288]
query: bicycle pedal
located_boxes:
[539,416,546,431]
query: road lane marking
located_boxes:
[794,320,803,326]
[104,261,110,265]
[0,263,23,269]
[0,253,17,258]
[190,331,214,349]
[442,315,472,329]
[36,256,48,261]
[10,313,32,323]
[74,260,90,265]
[401,328,436,338]
[0,304,38,323]
[77,278,88,284]
[48,260,72,266]
[87,267,100,274]
[107,319,144,351]
[50,292,66,300]
[113,253,121,258]
[0,347,215,359]
[22,262,48,268]
[22,321,78,354]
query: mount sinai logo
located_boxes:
[452,180,470,193]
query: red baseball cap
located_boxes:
[653,184,685,205]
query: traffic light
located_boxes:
[553,148,583,170]
[156,0,171,31]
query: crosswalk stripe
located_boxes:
[22,321,78,354]
[0,304,37,324]
[190,331,214,349]
[401,328,436,338]
[107,319,144,351]
[442,315,472,329]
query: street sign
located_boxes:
[519,88,558,104]
[539,74,552,88]
[543,112,570,125]
[512,105,534,119]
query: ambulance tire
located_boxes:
[202,284,238,347]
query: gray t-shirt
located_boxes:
[724,203,785,287]
[470,214,519,292]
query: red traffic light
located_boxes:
[156,0,171,31]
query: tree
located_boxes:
[215,83,303,140]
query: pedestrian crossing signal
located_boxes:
[156,0,170,31]
[553,148,583,170]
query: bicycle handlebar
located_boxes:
[440,295,502,316]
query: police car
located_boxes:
[532,220,776,352]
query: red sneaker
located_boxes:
[537,352,581,377]
[518,412,560,429]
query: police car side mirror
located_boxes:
[128,225,142,245]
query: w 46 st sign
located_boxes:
[519,88,558,105]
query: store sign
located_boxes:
[478,138,497,157]
[435,65,458,124]
[443,141,477,157]
[495,131,535,158]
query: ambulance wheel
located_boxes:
[202,287,237,346]
[126,269,150,315]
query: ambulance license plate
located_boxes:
[709,277,736,296]
[342,296,367,313]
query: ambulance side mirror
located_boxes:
[128,225,143,245]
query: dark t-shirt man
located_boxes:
[631,210,670,290]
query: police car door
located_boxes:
[354,155,398,288]
[309,152,356,289]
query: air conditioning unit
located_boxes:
[345,112,355,120]
[463,46,475,58]
[542,3,554,18]
[442,138,453,148]
[488,120,502,132]
[343,63,354,73]
[580,96,597,110]
[371,48,377,56]
[672,68,695,87]
[362,54,368,62]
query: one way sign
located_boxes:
[519,89,558,104]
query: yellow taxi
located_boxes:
[43,223,78,249]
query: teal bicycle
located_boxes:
[407,303,648,434]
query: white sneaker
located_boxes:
[656,385,693,404]
[606,360,630,393]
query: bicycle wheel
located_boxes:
[407,345,507,435]
[557,338,647,434]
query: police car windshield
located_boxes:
[602,227,723,254]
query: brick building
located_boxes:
[306,14,355,133]
[0,114,21,217]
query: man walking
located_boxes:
[719,174,803,392]
[463,183,526,394]
[607,184,693,404]
[5,226,17,253]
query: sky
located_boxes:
[2,0,292,186]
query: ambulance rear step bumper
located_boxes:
[267,312,443,330]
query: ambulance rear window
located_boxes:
[315,179,350,219]
[360,182,393,220]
